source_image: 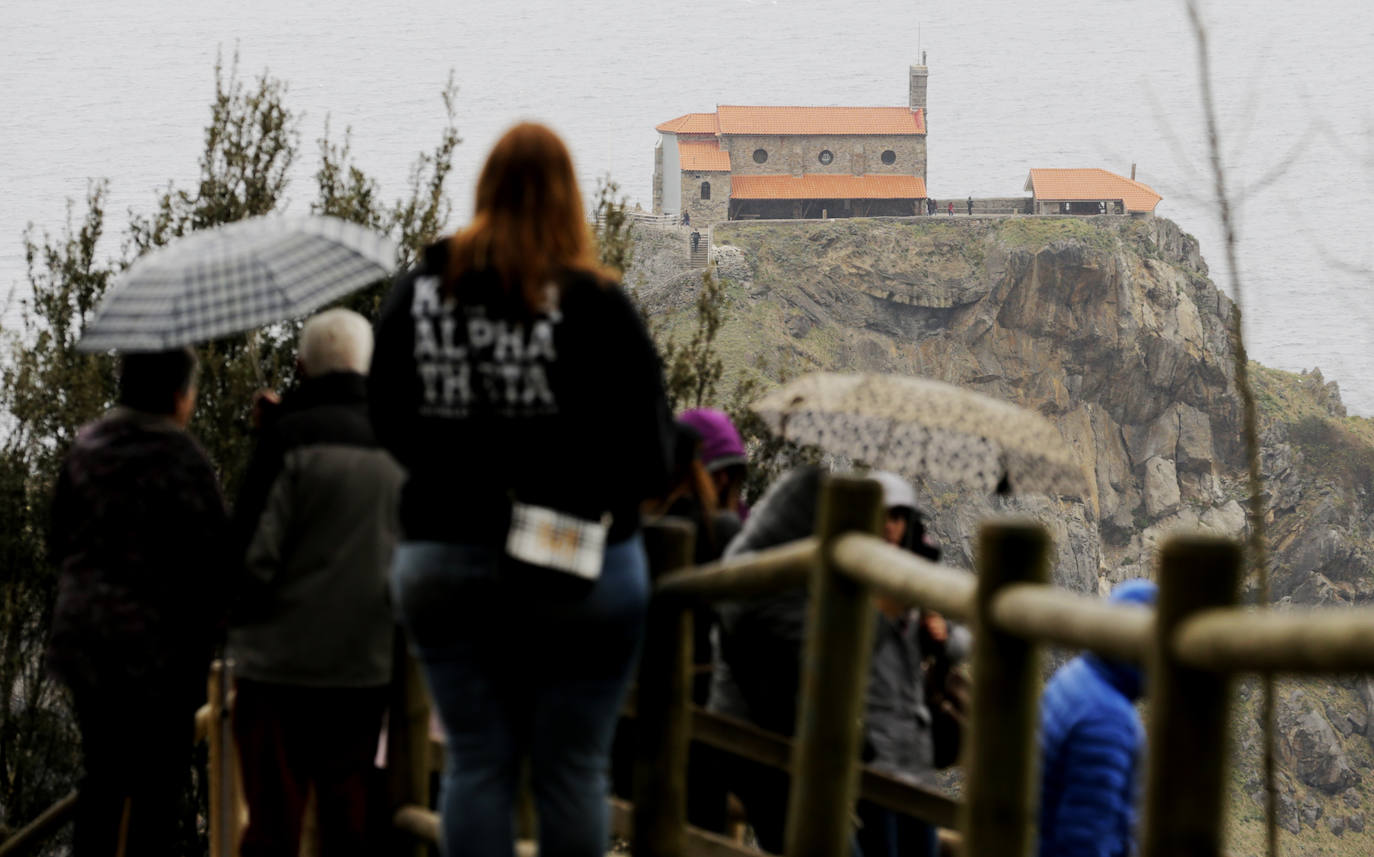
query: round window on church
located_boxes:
[817,149,834,166]
[881,149,897,165]
[753,148,768,164]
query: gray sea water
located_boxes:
[3,0,1372,410]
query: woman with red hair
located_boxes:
[370,123,674,857]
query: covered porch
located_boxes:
[729,174,927,220]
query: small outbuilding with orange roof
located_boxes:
[654,65,930,224]
[1024,168,1162,216]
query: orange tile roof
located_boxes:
[679,141,731,172]
[655,112,719,134]
[731,174,928,200]
[716,105,925,136]
[1024,168,1162,212]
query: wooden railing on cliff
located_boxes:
[384,475,1374,857]
[10,474,1374,856]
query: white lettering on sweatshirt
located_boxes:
[411,279,559,418]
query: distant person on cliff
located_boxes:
[691,229,702,253]
[47,348,229,857]
[228,308,404,857]
[682,209,691,226]
[926,198,936,216]
[947,201,954,217]
[967,196,974,216]
[370,122,674,857]
[1037,578,1158,857]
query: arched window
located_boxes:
[701,182,711,200]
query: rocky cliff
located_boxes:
[630,216,1374,855]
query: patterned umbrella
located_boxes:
[78,215,396,352]
[751,372,1086,496]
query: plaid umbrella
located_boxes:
[78,215,397,352]
[751,372,1087,496]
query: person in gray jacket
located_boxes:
[859,472,968,857]
[229,308,405,857]
[708,467,965,855]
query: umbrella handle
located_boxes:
[247,332,267,389]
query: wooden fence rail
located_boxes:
[12,471,1374,857]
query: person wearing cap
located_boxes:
[676,408,749,530]
[623,419,736,832]
[859,472,965,857]
[1037,578,1158,857]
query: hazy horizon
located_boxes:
[4,0,1372,410]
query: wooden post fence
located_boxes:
[207,660,245,857]
[959,520,1051,857]
[20,472,1374,857]
[1141,536,1241,857]
[387,631,433,857]
[632,518,696,857]
[784,476,885,857]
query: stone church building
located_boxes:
[654,65,929,225]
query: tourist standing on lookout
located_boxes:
[947,201,955,216]
[229,308,404,857]
[1038,579,1158,857]
[370,122,675,857]
[47,348,230,857]
[967,196,974,216]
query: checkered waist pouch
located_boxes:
[505,502,612,582]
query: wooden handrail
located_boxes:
[654,537,821,603]
[1173,606,1374,673]
[959,520,1050,857]
[0,791,78,857]
[830,532,976,622]
[991,583,1153,664]
[686,708,961,831]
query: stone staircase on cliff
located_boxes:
[688,225,712,268]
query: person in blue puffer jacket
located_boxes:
[1037,578,1158,857]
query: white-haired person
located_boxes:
[229,308,406,857]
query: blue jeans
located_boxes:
[391,536,649,857]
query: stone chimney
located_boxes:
[909,61,929,123]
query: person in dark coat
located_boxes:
[926,198,936,216]
[682,210,691,226]
[967,196,974,216]
[47,347,230,857]
[1037,578,1158,857]
[691,229,702,252]
[229,309,405,857]
[370,122,674,857]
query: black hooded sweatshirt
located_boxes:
[368,241,674,545]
